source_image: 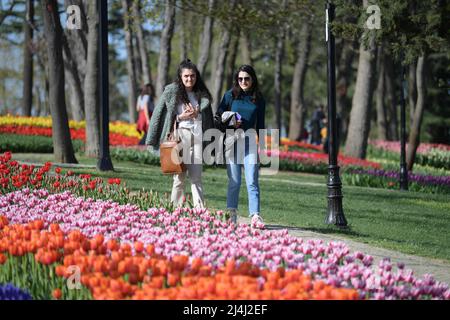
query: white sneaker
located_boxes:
[251,214,265,229]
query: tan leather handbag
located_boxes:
[159,120,186,175]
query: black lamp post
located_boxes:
[97,0,114,171]
[325,2,347,227]
[399,62,408,190]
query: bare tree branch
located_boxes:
[0,1,18,27]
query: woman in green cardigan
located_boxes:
[146,59,214,208]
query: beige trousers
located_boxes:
[171,128,205,208]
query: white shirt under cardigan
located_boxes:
[137,95,149,111]
[176,91,202,136]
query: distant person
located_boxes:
[322,117,329,153]
[136,83,155,145]
[311,105,325,145]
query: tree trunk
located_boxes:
[156,0,176,99]
[336,40,356,143]
[226,31,240,89]
[240,30,253,66]
[408,61,417,128]
[384,53,399,141]
[197,0,215,76]
[83,0,101,157]
[64,0,88,80]
[41,0,77,163]
[133,33,143,88]
[375,45,388,141]
[274,31,285,130]
[207,38,218,90]
[35,84,42,116]
[212,27,232,112]
[122,0,138,123]
[344,25,377,159]
[62,35,85,121]
[35,52,50,117]
[406,55,426,171]
[179,7,187,61]
[288,21,312,141]
[22,0,34,117]
[62,0,87,122]
[132,0,152,85]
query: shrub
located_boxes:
[0,134,83,154]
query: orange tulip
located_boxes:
[224,259,236,275]
[190,257,203,273]
[145,244,155,256]
[52,288,62,300]
[128,273,139,285]
[49,223,60,233]
[110,279,122,292]
[120,243,132,253]
[107,239,119,251]
[94,234,104,246]
[0,253,7,264]
[134,241,144,253]
[0,216,9,228]
[55,265,66,277]
[111,251,122,263]
[93,260,104,273]
[167,273,180,287]
[33,220,44,230]
[117,261,127,275]
[68,230,82,242]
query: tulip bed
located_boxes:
[1,217,361,300]
[264,150,381,175]
[0,115,141,139]
[0,115,140,147]
[265,137,382,173]
[108,146,381,176]
[368,140,450,170]
[1,116,383,176]
[342,169,450,194]
[1,151,450,300]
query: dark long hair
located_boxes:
[175,59,212,104]
[140,83,155,99]
[231,65,263,103]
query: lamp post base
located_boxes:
[325,165,347,227]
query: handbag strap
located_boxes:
[167,118,178,142]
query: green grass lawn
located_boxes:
[10,153,450,262]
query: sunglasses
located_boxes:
[238,77,251,83]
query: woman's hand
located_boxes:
[179,103,199,121]
[190,104,200,119]
[179,109,194,121]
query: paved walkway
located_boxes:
[240,216,450,285]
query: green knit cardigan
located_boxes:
[145,83,215,147]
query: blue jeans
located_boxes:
[226,136,260,216]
